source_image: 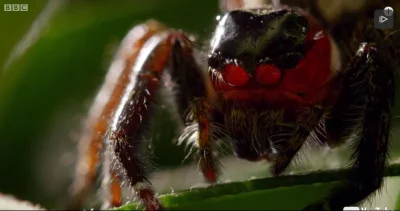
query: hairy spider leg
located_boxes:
[271,105,325,175]
[106,23,215,210]
[69,20,166,209]
[304,43,395,211]
[167,37,219,183]
[101,150,122,209]
[191,99,220,182]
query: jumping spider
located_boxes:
[70,1,399,210]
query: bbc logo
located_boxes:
[4,4,29,11]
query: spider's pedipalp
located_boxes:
[270,105,326,175]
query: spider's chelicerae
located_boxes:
[69,1,399,210]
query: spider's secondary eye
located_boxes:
[208,53,223,68]
[254,64,281,85]
[222,64,249,86]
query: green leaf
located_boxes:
[117,163,400,210]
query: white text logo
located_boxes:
[343,206,391,210]
[4,4,28,11]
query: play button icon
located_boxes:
[379,15,388,23]
[374,8,394,29]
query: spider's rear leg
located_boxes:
[107,24,214,210]
[271,106,325,175]
[304,43,395,211]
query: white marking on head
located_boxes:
[329,35,342,73]
[211,14,230,52]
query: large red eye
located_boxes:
[254,64,282,85]
[222,64,249,86]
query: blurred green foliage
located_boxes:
[0,0,47,69]
[0,0,218,208]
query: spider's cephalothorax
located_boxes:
[69,2,398,211]
[207,8,341,164]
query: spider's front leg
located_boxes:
[304,43,395,211]
[190,98,220,182]
[106,21,216,210]
[70,20,164,209]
